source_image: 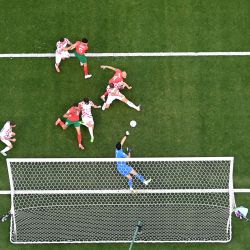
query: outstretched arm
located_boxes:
[122,82,132,90]
[100,65,117,71]
[64,43,76,51]
[92,102,102,109]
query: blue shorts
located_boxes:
[117,164,133,176]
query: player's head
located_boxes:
[122,71,127,78]
[83,98,89,104]
[59,37,65,42]
[109,83,114,88]
[82,38,88,43]
[10,121,16,127]
[72,103,79,108]
[116,142,122,150]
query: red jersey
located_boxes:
[66,107,80,122]
[109,69,123,84]
[75,41,88,55]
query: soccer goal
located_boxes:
[7,157,234,244]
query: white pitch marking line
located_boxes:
[0,189,250,195]
[1,52,250,58]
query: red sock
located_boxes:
[77,134,82,145]
[59,121,65,127]
[83,64,88,75]
[104,91,108,97]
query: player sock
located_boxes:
[127,101,138,110]
[59,121,65,127]
[102,103,106,110]
[88,127,94,138]
[128,179,133,189]
[1,146,11,154]
[83,64,89,75]
[77,134,82,145]
[135,174,145,183]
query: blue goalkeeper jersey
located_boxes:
[115,149,128,166]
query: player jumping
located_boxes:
[0,121,16,156]
[100,65,132,101]
[102,83,140,111]
[115,133,151,192]
[78,98,101,143]
[55,37,72,73]
[55,103,84,150]
[66,38,92,79]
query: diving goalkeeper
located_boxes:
[115,132,151,192]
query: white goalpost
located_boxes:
[7,157,234,244]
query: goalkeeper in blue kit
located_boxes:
[115,132,151,192]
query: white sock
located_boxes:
[88,127,94,139]
[1,146,11,153]
[127,101,138,110]
[102,103,106,110]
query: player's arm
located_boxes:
[65,43,76,51]
[122,82,132,90]
[63,112,70,119]
[92,104,102,109]
[100,65,116,71]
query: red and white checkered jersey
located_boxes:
[106,85,121,96]
[56,38,71,54]
[78,101,94,118]
[0,121,12,140]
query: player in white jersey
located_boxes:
[78,98,101,143]
[102,83,141,111]
[0,121,16,156]
[55,37,72,73]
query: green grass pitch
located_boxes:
[0,0,250,249]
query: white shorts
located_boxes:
[1,138,12,147]
[106,94,125,105]
[55,51,70,64]
[82,116,94,127]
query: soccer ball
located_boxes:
[130,120,137,127]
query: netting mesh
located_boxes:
[7,158,234,243]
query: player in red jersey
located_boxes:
[55,103,84,150]
[66,38,92,79]
[100,65,132,101]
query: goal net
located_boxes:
[7,157,234,244]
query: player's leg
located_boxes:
[55,118,68,130]
[55,54,62,73]
[82,116,94,142]
[121,97,140,111]
[102,95,115,110]
[1,139,13,156]
[130,169,151,186]
[74,125,84,150]
[126,174,133,190]
[75,52,92,79]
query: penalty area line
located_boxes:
[1,52,250,58]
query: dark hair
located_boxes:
[10,121,16,126]
[116,142,121,150]
[84,98,90,104]
[60,37,64,42]
[72,103,79,107]
[109,83,114,88]
[82,38,88,43]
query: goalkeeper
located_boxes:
[115,132,151,192]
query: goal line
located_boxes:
[1,52,250,58]
[0,189,249,195]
